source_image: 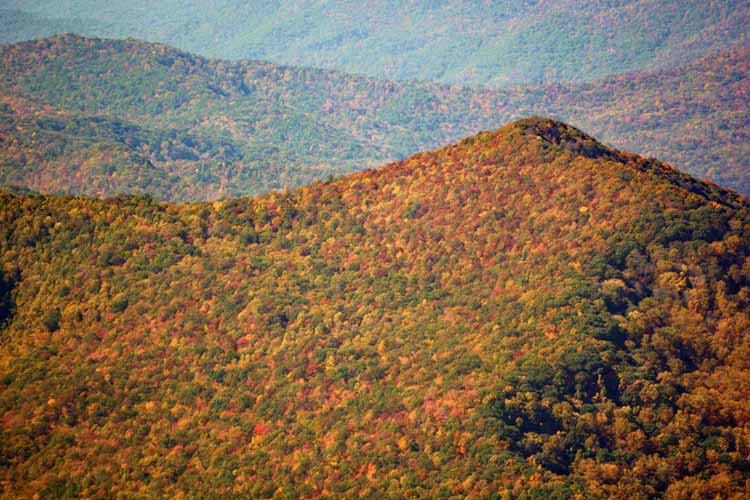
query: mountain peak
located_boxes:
[449,117,628,170]
[423,117,743,211]
[509,116,623,161]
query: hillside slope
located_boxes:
[1,119,750,498]
[1,35,749,199]
[1,1,749,86]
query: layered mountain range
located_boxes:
[1,1,748,86]
[1,34,749,200]
[2,118,750,498]
[2,5,750,496]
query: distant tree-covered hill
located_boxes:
[0,8,111,45]
[2,119,750,498]
[1,35,748,199]
[1,1,748,86]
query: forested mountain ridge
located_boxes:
[0,91,367,201]
[1,118,750,498]
[0,92,217,200]
[1,34,748,200]
[1,1,748,86]
[0,35,389,200]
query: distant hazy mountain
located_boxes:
[1,35,748,199]
[2,1,748,86]
[0,8,111,44]
[3,119,750,498]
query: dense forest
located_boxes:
[1,35,749,200]
[1,118,750,498]
[1,1,748,86]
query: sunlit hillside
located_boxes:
[2,119,749,498]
